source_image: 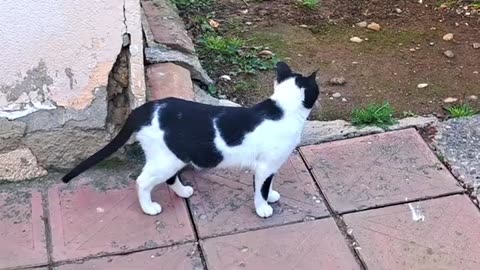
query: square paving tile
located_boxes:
[183,151,329,238]
[55,243,204,270]
[300,128,462,213]
[0,190,48,269]
[344,195,480,269]
[202,218,361,270]
[48,178,195,262]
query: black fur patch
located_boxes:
[216,99,283,146]
[296,73,319,109]
[158,98,224,168]
[166,174,177,185]
[276,62,293,84]
[261,174,274,201]
[157,98,283,168]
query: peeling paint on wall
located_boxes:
[0,60,57,119]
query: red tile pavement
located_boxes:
[48,182,195,262]
[55,243,204,270]
[0,190,48,269]
[344,195,480,270]
[300,128,462,213]
[201,218,361,270]
[183,152,329,238]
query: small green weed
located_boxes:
[471,1,480,9]
[198,34,279,76]
[301,0,320,9]
[351,102,396,128]
[402,110,417,117]
[170,0,213,12]
[445,104,476,118]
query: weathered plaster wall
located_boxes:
[0,0,145,181]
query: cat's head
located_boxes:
[273,62,319,109]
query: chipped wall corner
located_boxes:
[0,0,145,182]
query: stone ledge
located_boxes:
[141,0,195,54]
[0,148,47,181]
[300,116,438,146]
[145,46,212,85]
[147,63,194,101]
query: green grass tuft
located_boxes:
[301,0,320,9]
[351,102,396,128]
[198,34,279,76]
[445,104,476,118]
[170,0,214,11]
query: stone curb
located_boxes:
[141,0,212,86]
[300,116,439,146]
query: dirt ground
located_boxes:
[187,0,480,120]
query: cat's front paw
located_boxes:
[255,204,273,218]
[141,202,162,216]
[267,190,280,203]
[176,186,194,198]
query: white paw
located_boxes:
[267,190,280,203]
[176,186,194,198]
[141,202,162,216]
[255,204,273,218]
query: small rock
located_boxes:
[468,95,478,100]
[443,50,455,58]
[429,42,435,46]
[417,83,429,89]
[444,97,458,103]
[329,76,346,85]
[443,33,454,41]
[473,43,480,49]
[245,21,253,26]
[356,21,367,28]
[219,75,231,81]
[342,98,347,102]
[208,19,220,28]
[332,92,342,98]
[410,48,417,52]
[367,22,381,31]
[258,50,274,57]
[395,8,402,14]
[240,9,248,14]
[299,24,308,28]
[350,37,363,43]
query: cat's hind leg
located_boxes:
[136,163,182,216]
[166,174,194,198]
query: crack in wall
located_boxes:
[106,35,132,136]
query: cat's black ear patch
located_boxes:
[276,61,293,83]
[309,69,319,80]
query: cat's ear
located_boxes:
[308,69,319,80]
[276,61,293,83]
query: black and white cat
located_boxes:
[62,62,319,218]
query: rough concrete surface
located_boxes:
[0,118,26,152]
[435,115,480,196]
[0,148,47,181]
[24,130,110,169]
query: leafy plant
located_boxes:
[198,34,279,76]
[302,0,320,9]
[170,0,214,12]
[445,104,476,118]
[351,102,396,128]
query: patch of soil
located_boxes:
[190,0,480,120]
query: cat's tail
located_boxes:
[62,103,150,183]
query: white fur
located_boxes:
[135,77,311,218]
